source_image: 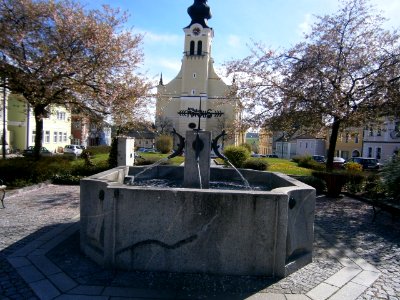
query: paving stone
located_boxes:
[55,295,109,300]
[68,285,104,295]
[324,267,361,288]
[15,265,45,284]
[285,295,311,300]
[351,270,380,287]
[48,272,78,292]
[245,293,286,299]
[29,279,61,300]
[102,286,176,298]
[328,282,367,300]
[28,255,61,276]
[7,257,31,268]
[306,283,339,300]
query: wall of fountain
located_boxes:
[80,165,315,278]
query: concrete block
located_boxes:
[306,282,339,300]
[16,264,45,283]
[325,267,361,287]
[328,282,368,300]
[29,279,60,300]
[29,255,62,276]
[48,272,78,292]
[351,270,381,287]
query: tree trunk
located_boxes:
[33,104,46,160]
[326,117,341,171]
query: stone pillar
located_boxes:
[184,130,211,189]
[117,136,135,166]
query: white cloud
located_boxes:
[133,28,180,44]
[227,35,241,48]
[157,59,181,73]
[371,0,400,28]
[297,13,313,37]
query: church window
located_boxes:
[190,41,195,55]
[197,41,203,55]
[191,89,196,95]
[193,73,196,78]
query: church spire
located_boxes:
[186,0,212,28]
[159,73,164,86]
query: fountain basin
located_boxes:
[80,165,315,278]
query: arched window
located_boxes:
[197,41,202,55]
[190,41,195,55]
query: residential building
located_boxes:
[362,117,400,162]
[330,127,363,159]
[275,134,297,159]
[156,1,239,146]
[258,128,273,155]
[128,130,156,149]
[7,94,71,153]
[71,114,111,147]
[296,134,326,157]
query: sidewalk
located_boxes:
[0,184,399,299]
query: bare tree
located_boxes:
[155,115,173,135]
[0,0,151,158]
[226,0,400,170]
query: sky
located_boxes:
[81,0,400,84]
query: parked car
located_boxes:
[22,146,53,157]
[63,145,83,157]
[137,148,157,153]
[312,155,326,163]
[265,154,279,158]
[333,157,346,169]
[346,157,380,170]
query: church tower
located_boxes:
[156,0,239,145]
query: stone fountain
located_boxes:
[80,127,315,278]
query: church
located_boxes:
[156,0,241,146]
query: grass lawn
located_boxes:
[138,152,185,166]
[213,157,312,176]
[263,158,313,176]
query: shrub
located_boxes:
[134,157,160,166]
[296,155,325,171]
[0,156,72,187]
[108,137,118,168]
[239,143,252,153]
[242,158,269,171]
[380,156,400,202]
[81,150,94,167]
[363,174,386,200]
[155,135,173,154]
[345,162,363,173]
[223,145,250,168]
[344,172,365,194]
[86,145,111,155]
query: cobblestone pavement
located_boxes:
[0,185,399,299]
[314,196,400,300]
[0,184,80,299]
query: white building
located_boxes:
[363,117,400,162]
[296,134,326,157]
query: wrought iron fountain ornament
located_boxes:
[169,95,227,162]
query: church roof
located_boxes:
[186,0,212,28]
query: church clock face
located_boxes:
[192,27,201,36]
